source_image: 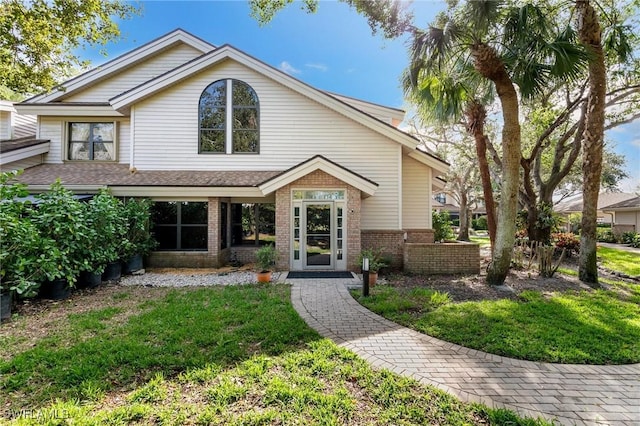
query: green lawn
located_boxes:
[470,235,491,248]
[0,284,547,425]
[598,246,640,276]
[353,282,640,364]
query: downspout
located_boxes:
[398,146,403,230]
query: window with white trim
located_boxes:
[199,79,259,154]
[67,122,115,161]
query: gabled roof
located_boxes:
[603,195,640,211]
[555,192,637,213]
[258,155,378,197]
[26,29,216,104]
[108,43,447,164]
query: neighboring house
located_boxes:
[603,196,640,234]
[9,29,449,271]
[555,192,637,228]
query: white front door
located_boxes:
[303,202,333,269]
[291,190,347,271]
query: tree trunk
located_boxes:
[457,191,470,241]
[471,43,522,286]
[464,101,497,248]
[576,0,606,287]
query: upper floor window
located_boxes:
[199,79,259,154]
[68,122,115,161]
[434,193,447,204]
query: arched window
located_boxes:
[199,79,259,154]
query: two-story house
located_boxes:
[11,29,449,271]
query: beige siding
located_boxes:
[13,114,36,138]
[402,156,432,228]
[40,117,130,165]
[616,211,640,228]
[132,61,401,229]
[40,118,63,163]
[0,111,10,140]
[66,44,203,103]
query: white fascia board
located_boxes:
[28,30,216,104]
[432,177,446,190]
[327,92,405,123]
[0,142,50,164]
[27,184,104,193]
[109,46,419,149]
[0,100,16,112]
[109,186,264,198]
[408,150,449,175]
[14,104,125,117]
[258,157,378,197]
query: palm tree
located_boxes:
[405,1,587,285]
[576,0,607,286]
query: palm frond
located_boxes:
[603,22,634,64]
[463,0,502,35]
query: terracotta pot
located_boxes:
[368,272,378,286]
[256,271,272,283]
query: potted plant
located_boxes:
[32,180,92,298]
[357,248,389,286]
[121,198,156,274]
[255,244,278,283]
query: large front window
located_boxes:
[231,203,275,246]
[151,202,208,251]
[199,79,259,154]
[68,122,115,161]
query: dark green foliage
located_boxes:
[432,210,455,241]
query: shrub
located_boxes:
[255,244,278,272]
[596,228,617,243]
[32,180,93,285]
[631,234,640,249]
[473,215,488,231]
[552,233,580,255]
[432,210,454,241]
[356,248,388,273]
[621,231,638,245]
[0,171,54,297]
[85,189,128,272]
[122,198,156,259]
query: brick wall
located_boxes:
[361,230,405,270]
[404,229,435,243]
[275,169,362,271]
[404,242,480,275]
[230,246,260,265]
[147,252,215,268]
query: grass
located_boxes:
[598,246,640,276]
[353,282,640,364]
[0,284,548,425]
[470,235,491,248]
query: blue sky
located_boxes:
[77,0,639,192]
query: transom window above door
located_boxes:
[199,79,259,154]
[67,122,115,161]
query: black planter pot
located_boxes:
[102,261,122,282]
[41,279,71,300]
[122,254,143,275]
[1,291,12,321]
[78,271,102,289]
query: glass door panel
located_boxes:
[304,203,332,268]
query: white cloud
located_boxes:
[305,63,328,72]
[279,61,301,75]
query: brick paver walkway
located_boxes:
[289,277,640,426]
